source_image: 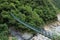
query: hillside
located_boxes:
[0,0,59,40]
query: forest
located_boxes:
[0,0,60,40]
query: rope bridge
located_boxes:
[9,13,54,40]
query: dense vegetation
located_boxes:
[0,24,8,40]
[52,0,60,9]
[0,0,58,40]
[0,0,57,31]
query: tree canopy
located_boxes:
[0,0,57,40]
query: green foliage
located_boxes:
[0,0,57,32]
[12,37,17,40]
[52,0,60,9]
[0,0,58,40]
[52,34,60,40]
[0,24,8,40]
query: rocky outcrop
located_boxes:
[31,14,60,40]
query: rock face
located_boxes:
[31,14,60,40]
[31,21,60,40]
[31,34,51,40]
[22,33,33,40]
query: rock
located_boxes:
[9,27,25,40]
[9,36,12,40]
[22,33,33,40]
[56,22,60,26]
[31,33,51,40]
[53,26,60,33]
[57,13,60,22]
